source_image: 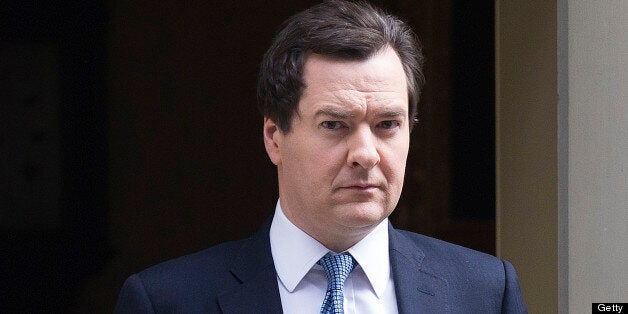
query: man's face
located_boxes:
[264,46,410,250]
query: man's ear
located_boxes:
[263,117,282,165]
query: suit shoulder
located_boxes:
[395,229,505,273]
[392,229,521,311]
[116,238,256,312]
[132,237,250,292]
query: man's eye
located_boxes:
[377,120,400,129]
[321,121,344,129]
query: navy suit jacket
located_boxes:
[115,219,527,313]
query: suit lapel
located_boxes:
[217,219,283,314]
[389,225,450,314]
[216,219,450,313]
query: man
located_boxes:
[115,1,527,313]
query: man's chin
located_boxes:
[334,202,391,229]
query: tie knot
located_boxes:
[318,253,356,289]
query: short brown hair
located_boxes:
[257,0,425,132]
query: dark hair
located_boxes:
[257,0,424,133]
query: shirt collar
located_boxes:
[269,200,390,298]
[346,214,390,299]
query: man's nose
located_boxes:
[346,126,380,169]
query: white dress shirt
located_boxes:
[269,201,399,314]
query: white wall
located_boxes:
[497,1,627,313]
[565,1,628,312]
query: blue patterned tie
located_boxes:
[318,253,357,314]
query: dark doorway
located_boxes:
[2,1,497,312]
[1,1,109,312]
[450,1,495,220]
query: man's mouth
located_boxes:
[339,184,380,191]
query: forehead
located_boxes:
[304,47,406,88]
[299,47,409,115]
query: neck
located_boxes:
[280,204,375,252]
[317,231,367,253]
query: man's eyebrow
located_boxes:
[314,107,408,119]
[314,108,355,119]
[376,109,407,118]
